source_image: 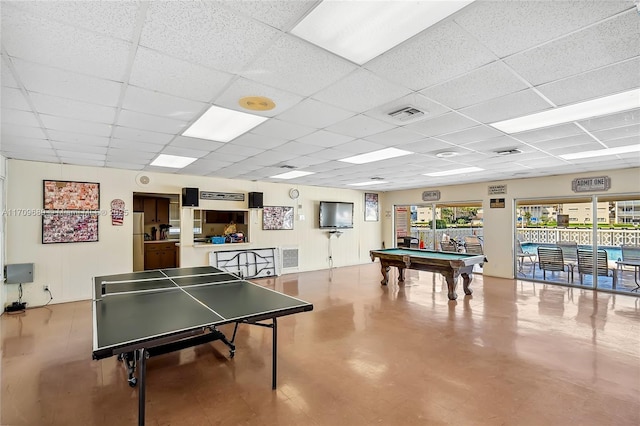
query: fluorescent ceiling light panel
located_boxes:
[424,167,484,177]
[291,0,475,65]
[339,148,413,164]
[270,170,315,179]
[349,181,388,186]
[559,144,640,160]
[150,154,197,168]
[490,88,640,134]
[183,105,268,142]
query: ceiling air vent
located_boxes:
[387,105,426,122]
[495,148,522,156]
[279,165,297,169]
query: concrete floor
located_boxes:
[2,263,640,425]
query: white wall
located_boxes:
[382,167,640,279]
[5,159,382,307]
[0,156,6,311]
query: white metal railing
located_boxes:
[407,227,484,249]
[516,228,639,246]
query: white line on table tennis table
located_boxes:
[158,269,226,319]
[97,278,244,298]
[100,271,231,285]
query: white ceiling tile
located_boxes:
[366,20,495,90]
[11,58,122,106]
[4,150,58,162]
[30,92,116,124]
[531,134,598,151]
[109,139,164,153]
[306,148,352,161]
[603,135,640,148]
[203,151,246,163]
[230,132,288,150]
[296,130,355,148]
[117,109,187,135]
[2,137,52,149]
[511,123,585,143]
[365,127,425,146]
[1,56,19,88]
[51,142,108,155]
[111,126,173,145]
[56,150,106,161]
[592,123,640,142]
[462,136,530,153]
[405,112,478,137]
[505,10,640,85]
[325,114,396,139]
[214,77,304,117]
[459,89,552,124]
[336,139,387,154]
[1,87,30,111]
[241,34,357,97]
[129,47,234,103]
[437,125,504,144]
[364,92,449,126]
[41,115,112,137]
[122,86,207,121]
[271,141,324,156]
[453,1,631,57]
[251,118,315,140]
[546,141,604,155]
[537,57,640,106]
[313,69,412,113]
[214,143,264,157]
[59,157,105,167]
[2,6,131,80]
[395,138,458,154]
[141,1,279,71]
[1,108,40,127]
[212,0,315,30]
[13,1,140,41]
[242,150,298,167]
[161,146,211,159]
[579,108,640,131]
[107,148,157,162]
[276,98,354,129]
[1,123,45,139]
[421,61,529,110]
[282,155,327,168]
[105,161,145,171]
[47,130,110,147]
[169,136,225,152]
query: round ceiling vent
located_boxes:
[238,96,276,111]
[136,174,150,186]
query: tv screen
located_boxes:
[319,201,354,229]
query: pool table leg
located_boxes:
[380,265,390,285]
[397,267,405,283]
[445,273,458,300]
[461,273,473,296]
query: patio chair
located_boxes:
[617,245,640,290]
[576,249,617,288]
[556,240,578,277]
[465,242,483,255]
[440,240,458,252]
[516,240,536,276]
[535,246,572,282]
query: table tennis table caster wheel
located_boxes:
[229,349,235,359]
[128,377,137,387]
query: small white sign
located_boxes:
[571,176,611,193]
[422,190,441,201]
[488,184,507,195]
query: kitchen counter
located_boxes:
[144,240,179,244]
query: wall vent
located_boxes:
[495,148,522,156]
[281,246,299,272]
[387,105,426,122]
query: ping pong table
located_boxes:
[92,266,313,425]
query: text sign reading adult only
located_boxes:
[571,176,611,193]
[200,191,245,201]
[422,190,441,201]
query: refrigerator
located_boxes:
[133,212,144,271]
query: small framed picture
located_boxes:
[364,193,379,222]
[262,206,294,230]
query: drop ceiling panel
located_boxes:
[161,146,212,159]
[117,109,187,134]
[2,6,131,81]
[511,123,585,143]
[1,87,31,111]
[405,112,478,137]
[365,127,425,146]
[458,89,552,124]
[2,137,51,149]
[397,138,458,154]
[296,130,355,148]
[241,150,298,167]
[421,62,529,110]
[230,132,288,150]
[312,69,412,113]
[336,139,387,154]
[30,93,116,124]
[325,114,396,139]
[251,118,315,140]
[437,125,504,144]
[129,47,234,102]
[51,142,108,155]
[56,150,106,161]
[122,86,206,121]
[592,124,640,142]
[241,34,357,98]
[1,108,40,127]
[11,58,122,106]
[59,158,105,167]
[4,150,58,162]
[275,98,353,129]
[212,0,315,31]
[579,108,640,131]
[48,130,110,146]
[105,162,145,171]
[141,1,280,71]
[453,0,632,57]
[214,143,264,157]
[364,92,448,126]
[537,57,640,106]
[213,77,302,118]
[108,139,164,153]
[107,149,157,162]
[505,10,640,86]
[111,126,173,145]
[271,141,324,156]
[1,56,19,88]
[1,124,46,139]
[366,20,495,91]
[604,135,640,148]
[169,136,225,152]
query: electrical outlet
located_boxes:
[43,285,49,292]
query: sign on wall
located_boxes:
[571,176,611,193]
[200,191,245,201]
[421,190,441,201]
[488,184,507,195]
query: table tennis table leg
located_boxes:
[137,348,147,426]
[272,317,277,390]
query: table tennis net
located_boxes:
[98,271,243,297]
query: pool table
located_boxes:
[369,248,486,300]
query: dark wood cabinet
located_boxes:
[133,196,144,212]
[205,210,245,224]
[143,197,170,224]
[144,242,177,270]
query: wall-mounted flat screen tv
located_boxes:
[319,201,354,229]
